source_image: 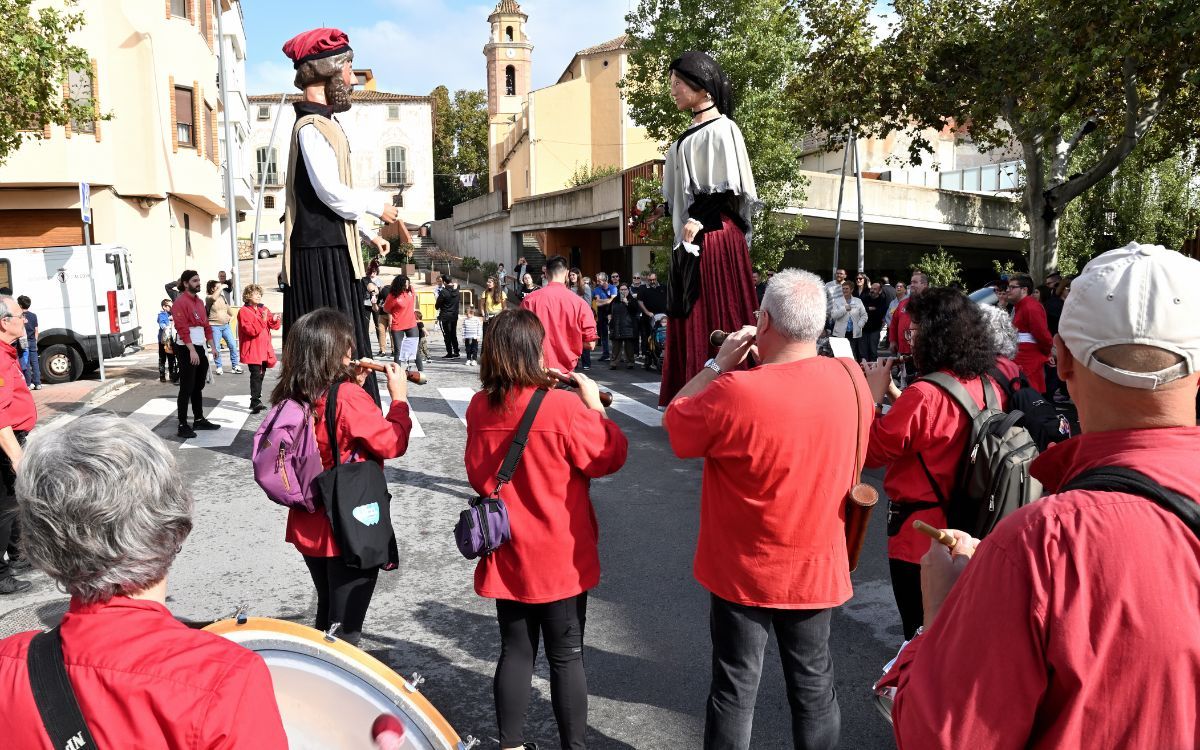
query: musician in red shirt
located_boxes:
[0,295,35,595]
[382,274,418,367]
[464,309,626,750]
[881,243,1200,749]
[271,308,412,646]
[520,256,597,372]
[0,414,287,748]
[170,270,220,439]
[1008,274,1053,392]
[664,269,871,750]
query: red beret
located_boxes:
[282,28,351,68]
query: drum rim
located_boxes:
[204,616,462,747]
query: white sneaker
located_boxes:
[215,367,223,375]
[232,366,243,374]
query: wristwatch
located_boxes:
[704,357,723,375]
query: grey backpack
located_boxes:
[917,373,1043,538]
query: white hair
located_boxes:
[761,269,827,342]
[17,414,193,603]
[979,304,1018,359]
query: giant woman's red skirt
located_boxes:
[659,215,758,406]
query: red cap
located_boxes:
[283,28,351,68]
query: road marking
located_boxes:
[438,387,475,426]
[379,392,426,438]
[632,382,660,395]
[127,397,177,432]
[608,390,663,428]
[180,395,252,450]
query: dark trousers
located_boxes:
[0,431,28,578]
[176,347,208,424]
[611,338,637,366]
[849,336,871,363]
[861,329,881,362]
[158,341,178,381]
[390,326,418,364]
[464,338,479,361]
[889,558,924,640]
[441,314,459,356]
[597,313,610,358]
[704,595,840,750]
[248,364,265,406]
[495,592,588,750]
[302,555,380,636]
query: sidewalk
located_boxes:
[32,375,128,424]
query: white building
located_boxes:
[240,75,434,247]
[215,0,252,263]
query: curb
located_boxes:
[40,377,129,430]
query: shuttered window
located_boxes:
[175,87,194,147]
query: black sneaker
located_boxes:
[178,423,197,439]
[193,418,221,430]
[0,576,32,595]
[8,558,32,573]
[160,374,167,383]
[250,401,265,414]
[441,353,455,359]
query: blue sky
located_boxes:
[242,0,638,97]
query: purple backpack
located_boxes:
[252,399,324,513]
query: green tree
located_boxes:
[565,162,620,187]
[622,0,809,271]
[914,247,963,287]
[0,0,102,164]
[793,0,1200,282]
[430,86,488,219]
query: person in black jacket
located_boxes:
[861,282,888,362]
[436,276,461,358]
[608,284,640,369]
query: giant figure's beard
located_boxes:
[326,77,352,112]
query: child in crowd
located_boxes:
[414,311,428,373]
[157,298,178,383]
[237,284,281,414]
[462,305,482,366]
[17,296,40,390]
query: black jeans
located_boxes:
[705,595,840,750]
[0,430,28,578]
[302,555,380,637]
[248,364,265,406]
[441,314,459,356]
[158,340,177,380]
[495,592,588,750]
[390,326,418,364]
[889,558,924,640]
[176,347,208,424]
[861,330,881,362]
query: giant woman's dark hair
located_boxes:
[669,51,735,119]
[907,288,996,378]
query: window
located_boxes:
[385,146,407,184]
[387,104,400,120]
[170,0,189,18]
[256,146,279,185]
[354,72,368,88]
[504,65,516,96]
[256,105,270,120]
[205,102,215,160]
[68,68,95,134]
[505,25,514,41]
[175,86,195,147]
[183,213,193,256]
[199,0,209,40]
[263,196,275,209]
[269,233,283,242]
[0,261,11,293]
[110,255,126,290]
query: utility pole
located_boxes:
[832,128,851,278]
[215,0,240,303]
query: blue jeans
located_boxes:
[22,345,40,386]
[209,323,239,369]
[704,595,840,750]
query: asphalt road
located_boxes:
[0,323,903,749]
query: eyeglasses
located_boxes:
[903,327,918,341]
[753,309,763,320]
[1007,285,1022,290]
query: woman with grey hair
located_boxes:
[0,415,287,747]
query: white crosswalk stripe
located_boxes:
[607,390,663,428]
[437,387,476,426]
[128,397,178,432]
[180,395,252,450]
[378,391,426,438]
[632,382,660,395]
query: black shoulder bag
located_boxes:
[27,626,99,749]
[1062,465,1200,539]
[316,382,399,570]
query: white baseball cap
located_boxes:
[1059,242,1200,389]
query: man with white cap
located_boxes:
[877,242,1200,749]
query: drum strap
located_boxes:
[27,626,99,750]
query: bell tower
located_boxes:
[483,0,532,182]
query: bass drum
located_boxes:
[205,617,473,750]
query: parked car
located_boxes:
[256,232,284,258]
[969,286,998,306]
[0,244,141,384]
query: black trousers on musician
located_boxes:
[302,555,380,638]
[248,364,266,407]
[494,592,589,750]
[0,431,28,579]
[889,558,924,641]
[176,348,208,424]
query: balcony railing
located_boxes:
[256,171,283,187]
[379,169,414,187]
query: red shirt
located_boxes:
[465,387,627,603]
[1012,294,1053,391]
[237,304,280,367]
[884,426,1200,749]
[286,383,412,557]
[867,371,1008,563]
[888,297,912,354]
[171,292,213,347]
[0,597,287,749]
[0,340,35,431]
[383,291,417,331]
[664,357,871,608]
[520,282,598,372]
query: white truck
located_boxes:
[0,244,141,384]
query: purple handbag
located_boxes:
[252,399,324,513]
[454,389,547,560]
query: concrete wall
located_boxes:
[511,173,623,231]
[448,191,513,266]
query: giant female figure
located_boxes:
[658,51,760,407]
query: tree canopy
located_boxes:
[430,85,488,219]
[0,0,100,164]
[622,0,810,271]
[793,0,1200,281]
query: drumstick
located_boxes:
[351,359,427,385]
[913,519,958,549]
[546,370,614,407]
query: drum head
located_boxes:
[205,617,462,750]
